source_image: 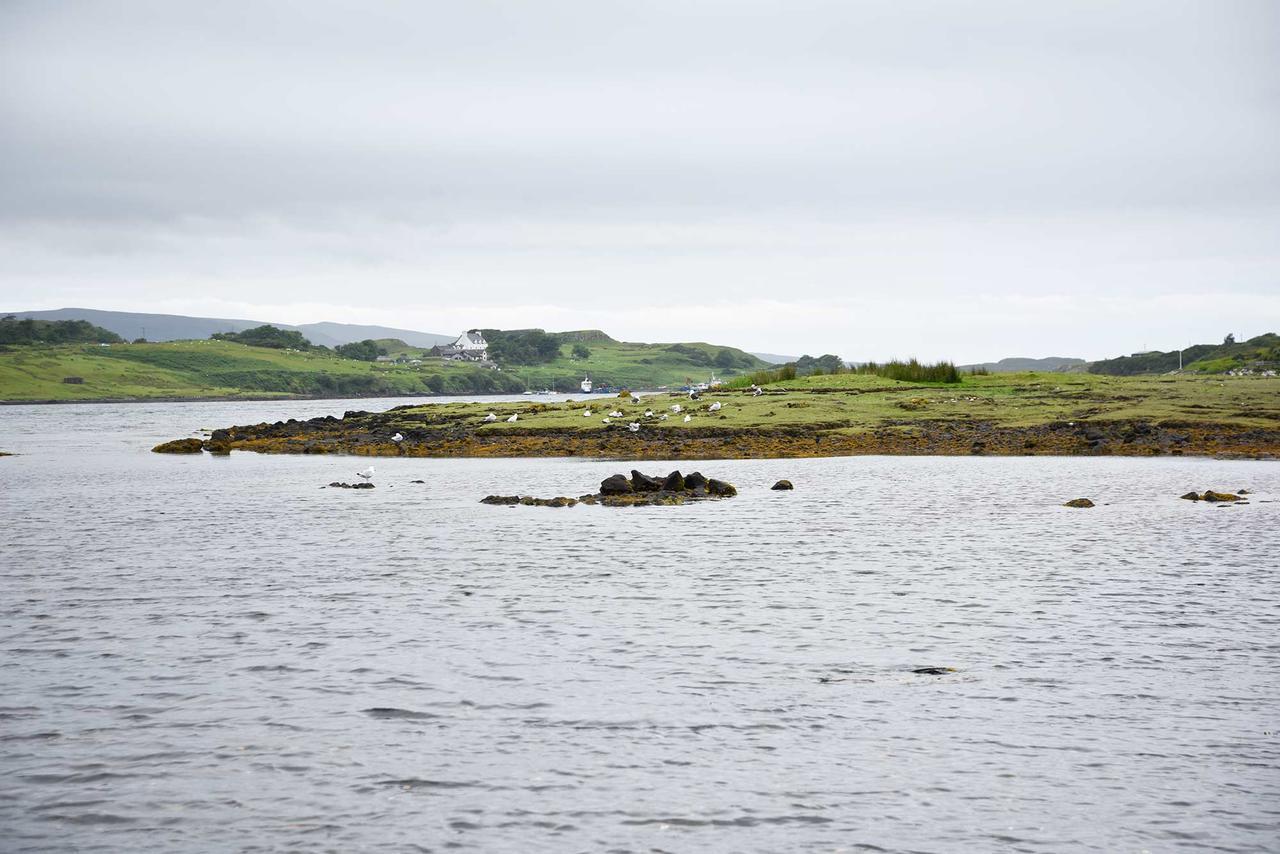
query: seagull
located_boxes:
[602,417,611,424]
[644,409,654,418]
[506,413,518,422]
[609,410,623,418]
[660,413,669,420]
[708,402,722,412]
[751,385,763,397]
[628,422,640,432]
[683,414,692,422]
[583,409,592,417]
[484,412,498,422]
[671,404,682,413]
[392,432,404,442]
[356,466,375,480]
[630,394,641,405]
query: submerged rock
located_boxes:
[1063,498,1095,508]
[771,479,794,490]
[152,438,204,454]
[328,481,374,489]
[912,667,957,676]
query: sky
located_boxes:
[2,1,1278,362]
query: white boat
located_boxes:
[580,376,593,393]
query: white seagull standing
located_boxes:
[506,413,519,422]
[392,432,404,442]
[356,466,375,481]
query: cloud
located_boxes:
[1,1,1278,359]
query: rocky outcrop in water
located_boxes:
[481,470,738,508]
[152,438,204,453]
[771,479,794,490]
[327,481,374,489]
[1063,498,1095,508]
[1181,490,1243,502]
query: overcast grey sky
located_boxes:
[2,1,1277,360]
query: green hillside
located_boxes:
[0,331,769,402]
[0,340,523,401]
[502,332,765,390]
[1089,333,1279,375]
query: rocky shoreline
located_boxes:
[154,405,1280,460]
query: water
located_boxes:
[2,397,1278,852]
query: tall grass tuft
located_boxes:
[853,359,961,383]
[726,363,797,388]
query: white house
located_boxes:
[430,330,489,362]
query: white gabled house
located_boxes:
[430,329,491,363]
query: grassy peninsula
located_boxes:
[159,371,1280,460]
[0,332,765,403]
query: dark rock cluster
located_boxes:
[326,481,375,490]
[481,469,738,508]
[1180,490,1243,502]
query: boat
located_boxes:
[580,376,593,394]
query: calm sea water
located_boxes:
[2,397,1278,852]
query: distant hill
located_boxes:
[1089,333,1279,375]
[959,356,1087,373]
[5,308,453,349]
[750,352,798,364]
[293,322,452,349]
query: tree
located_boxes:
[1224,333,1236,345]
[334,339,383,361]
[211,325,312,350]
[714,348,737,370]
[572,343,591,360]
[425,374,445,393]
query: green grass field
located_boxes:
[391,370,1280,434]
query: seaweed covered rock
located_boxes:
[684,471,708,490]
[661,470,685,491]
[327,482,374,489]
[152,438,204,454]
[481,495,521,505]
[707,478,737,497]
[771,479,794,490]
[1063,498,1095,508]
[1202,491,1241,502]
